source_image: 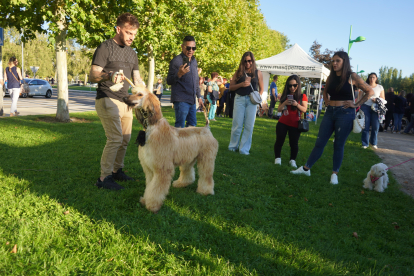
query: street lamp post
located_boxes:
[348,25,366,54]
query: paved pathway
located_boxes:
[375,131,414,197]
[0,89,172,117]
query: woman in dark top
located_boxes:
[393,90,407,133]
[228,51,264,155]
[291,51,374,184]
[384,87,395,132]
[4,57,23,117]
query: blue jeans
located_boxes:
[228,94,257,155]
[393,113,403,132]
[305,106,355,172]
[404,114,414,133]
[173,101,197,128]
[361,104,379,146]
[207,95,217,120]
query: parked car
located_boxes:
[4,78,53,98]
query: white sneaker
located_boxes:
[291,166,310,176]
[275,158,281,165]
[372,145,378,149]
[330,174,338,185]
[289,160,297,168]
[362,146,368,149]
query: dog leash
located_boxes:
[371,157,414,183]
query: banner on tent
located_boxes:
[257,64,316,71]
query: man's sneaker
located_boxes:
[289,160,297,168]
[275,158,281,165]
[372,145,378,149]
[291,166,310,176]
[362,146,368,149]
[112,168,134,182]
[330,174,338,185]
[96,175,125,190]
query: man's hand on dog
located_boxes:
[178,64,190,78]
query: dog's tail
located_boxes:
[203,106,210,127]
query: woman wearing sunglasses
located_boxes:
[291,51,374,184]
[228,51,264,155]
[274,75,307,168]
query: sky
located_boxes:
[259,0,414,78]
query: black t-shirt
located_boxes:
[409,97,414,114]
[92,39,139,101]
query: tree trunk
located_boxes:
[0,46,3,116]
[55,10,70,122]
[84,73,87,86]
[147,44,155,91]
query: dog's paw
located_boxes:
[173,180,192,188]
[139,196,146,206]
[196,187,214,196]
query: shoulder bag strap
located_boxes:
[245,72,255,93]
[350,74,356,114]
[9,67,20,82]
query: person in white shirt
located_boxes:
[361,72,384,149]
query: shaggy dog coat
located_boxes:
[124,87,218,213]
[363,163,389,192]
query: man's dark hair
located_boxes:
[273,75,278,80]
[183,36,195,43]
[116,13,139,28]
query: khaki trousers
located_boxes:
[95,97,133,178]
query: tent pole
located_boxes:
[315,72,323,124]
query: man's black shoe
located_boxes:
[112,168,134,182]
[95,175,125,190]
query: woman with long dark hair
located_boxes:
[291,51,374,184]
[274,75,308,168]
[361,73,384,149]
[4,57,23,117]
[228,52,264,155]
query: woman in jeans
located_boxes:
[228,52,264,155]
[361,73,384,149]
[207,72,221,121]
[274,75,308,168]
[4,57,23,117]
[291,51,374,184]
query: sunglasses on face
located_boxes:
[288,84,298,88]
[186,46,196,51]
[244,59,253,63]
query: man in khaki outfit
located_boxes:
[89,13,144,190]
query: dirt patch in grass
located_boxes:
[35,117,92,123]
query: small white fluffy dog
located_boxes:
[363,163,389,192]
[123,86,218,213]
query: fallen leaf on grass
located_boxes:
[232,183,236,185]
[6,241,10,245]
[288,195,293,198]
[329,203,333,207]
[304,197,308,201]
[223,174,226,176]
[14,127,18,129]
[394,225,400,230]
[392,222,398,225]
[11,244,17,253]
[353,232,358,239]
[107,257,114,262]
[63,211,70,215]
[361,190,365,194]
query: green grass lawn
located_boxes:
[0,109,413,275]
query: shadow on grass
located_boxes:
[1,111,413,274]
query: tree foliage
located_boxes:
[379,66,414,93]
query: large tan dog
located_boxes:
[123,87,218,213]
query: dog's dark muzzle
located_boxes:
[123,96,135,107]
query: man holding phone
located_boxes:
[167,36,204,127]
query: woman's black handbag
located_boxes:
[298,119,309,132]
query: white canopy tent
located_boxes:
[256,44,330,123]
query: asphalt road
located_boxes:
[1,89,172,116]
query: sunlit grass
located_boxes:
[0,109,413,275]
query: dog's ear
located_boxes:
[143,93,162,125]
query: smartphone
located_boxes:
[182,56,189,67]
[287,95,293,100]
